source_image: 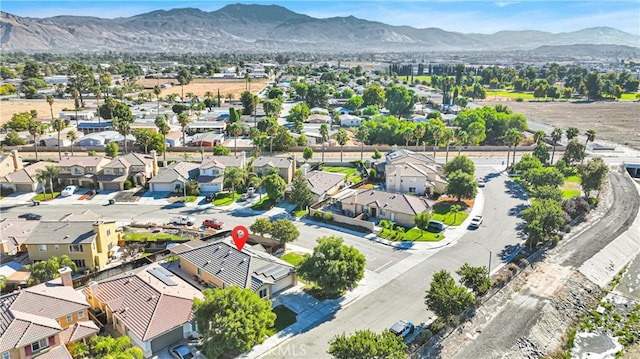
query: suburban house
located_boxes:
[386,162,448,196]
[187,121,226,135]
[385,149,436,166]
[0,269,98,359]
[252,156,296,183]
[338,189,432,228]
[0,150,23,178]
[176,239,296,299]
[198,154,246,193]
[77,121,114,135]
[76,131,121,147]
[56,156,111,188]
[0,161,49,193]
[82,262,202,357]
[59,110,95,123]
[0,218,40,256]
[286,170,345,204]
[148,162,199,192]
[339,114,363,127]
[40,134,72,148]
[191,132,225,147]
[164,131,183,147]
[97,151,158,190]
[24,220,121,272]
[306,114,331,124]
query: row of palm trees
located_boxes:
[223,166,264,200]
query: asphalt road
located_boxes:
[259,166,528,358]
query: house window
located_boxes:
[78,310,84,319]
[74,168,82,174]
[54,245,60,250]
[259,288,268,298]
[69,244,84,253]
[2,351,9,359]
[380,210,386,216]
[31,338,49,352]
[197,268,202,276]
[38,245,47,252]
[72,259,86,268]
[66,314,73,323]
[409,187,416,193]
[106,229,111,236]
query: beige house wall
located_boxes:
[179,259,224,289]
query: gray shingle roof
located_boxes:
[385,149,435,165]
[149,161,199,183]
[252,156,293,169]
[25,221,96,245]
[341,189,431,216]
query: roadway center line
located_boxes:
[374,260,393,272]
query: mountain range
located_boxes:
[1,4,638,53]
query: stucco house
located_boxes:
[339,114,363,127]
[97,151,158,190]
[191,132,225,147]
[164,131,183,147]
[176,239,296,299]
[286,170,345,204]
[385,162,448,196]
[251,156,296,183]
[0,150,23,178]
[339,189,432,228]
[148,162,199,192]
[82,262,202,358]
[198,154,246,193]
[0,218,40,256]
[56,156,111,188]
[1,161,49,193]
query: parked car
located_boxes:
[469,215,483,229]
[389,320,415,339]
[240,193,250,201]
[61,185,78,197]
[247,187,255,196]
[18,213,42,220]
[202,219,224,229]
[169,345,194,359]
[169,215,196,226]
[426,220,444,233]
[477,179,486,188]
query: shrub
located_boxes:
[372,148,382,159]
[123,180,132,190]
[515,97,524,102]
[313,211,323,220]
[507,263,518,274]
[88,150,98,156]
[324,211,333,222]
[519,258,530,268]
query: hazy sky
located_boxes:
[3,0,640,35]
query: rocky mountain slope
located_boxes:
[1,4,638,53]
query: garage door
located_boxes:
[15,183,35,192]
[200,184,220,192]
[150,326,183,353]
[151,183,173,192]
[272,276,293,294]
[101,182,122,190]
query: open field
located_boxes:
[137,78,270,99]
[479,99,640,150]
[0,98,79,126]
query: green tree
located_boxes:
[562,139,585,166]
[250,218,272,237]
[270,219,300,249]
[66,130,78,156]
[550,128,563,165]
[105,142,119,157]
[70,341,89,359]
[35,165,60,199]
[132,129,154,154]
[385,85,415,118]
[319,123,329,144]
[91,335,143,359]
[113,116,133,154]
[414,212,431,236]
[223,167,247,195]
[4,130,26,146]
[443,155,475,176]
[46,94,55,121]
[424,269,475,321]
[336,129,349,163]
[193,287,275,359]
[303,146,313,162]
[533,130,546,145]
[355,126,369,161]
[532,143,550,164]
[228,122,243,155]
[583,129,596,162]
[514,153,543,174]
[67,61,94,107]
[565,127,580,140]
[214,145,231,155]
[524,167,564,188]
[51,117,66,160]
[287,102,310,123]
[456,263,491,297]
[446,170,478,202]
[306,84,330,108]
[298,236,366,297]
[263,174,286,201]
[178,112,191,148]
[290,172,313,210]
[25,255,77,285]
[522,199,565,248]
[579,157,608,198]
[327,329,407,359]
[362,83,386,107]
[530,185,563,202]
[176,68,192,99]
[240,90,255,115]
[3,111,34,131]
[372,148,382,159]
[344,95,364,112]
[155,115,170,165]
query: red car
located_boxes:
[202,219,224,229]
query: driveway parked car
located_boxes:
[477,179,486,188]
[469,215,483,229]
[390,320,414,340]
[169,345,194,359]
[61,185,78,197]
[202,219,224,229]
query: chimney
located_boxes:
[58,267,73,287]
[150,150,158,176]
[241,151,246,167]
[11,150,23,171]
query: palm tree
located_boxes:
[91,335,143,359]
[178,112,191,148]
[155,115,170,167]
[153,85,162,114]
[51,118,65,160]
[204,90,214,110]
[355,126,369,161]
[36,165,60,200]
[248,173,263,200]
[106,97,117,120]
[583,129,596,163]
[550,128,563,164]
[46,94,55,121]
[336,129,349,163]
[403,128,414,147]
[413,125,425,150]
[533,130,546,145]
[113,117,131,155]
[503,128,522,169]
[228,122,243,155]
[443,128,454,163]
[28,122,46,161]
[35,170,49,199]
[223,167,247,196]
[66,130,78,156]
[456,130,469,155]
[226,93,234,103]
[319,123,329,143]
[71,88,80,126]
[566,126,579,140]
[432,127,443,159]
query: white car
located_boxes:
[469,215,483,229]
[477,179,486,188]
[61,185,78,197]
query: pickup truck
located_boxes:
[169,215,196,226]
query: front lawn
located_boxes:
[562,175,582,199]
[267,305,297,335]
[32,192,60,201]
[291,207,308,218]
[185,195,197,202]
[322,166,361,182]
[379,227,444,242]
[486,90,535,100]
[251,195,272,210]
[212,192,240,206]
[281,252,306,267]
[431,201,470,226]
[123,232,184,242]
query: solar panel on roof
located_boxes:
[147,268,177,286]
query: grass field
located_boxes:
[213,192,240,206]
[280,252,306,267]
[322,166,361,182]
[561,175,582,198]
[431,201,470,226]
[411,75,432,83]
[402,228,445,241]
[123,232,183,241]
[486,90,535,100]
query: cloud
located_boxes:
[494,2,517,7]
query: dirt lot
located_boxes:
[479,99,640,150]
[137,78,271,99]
[0,98,79,126]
